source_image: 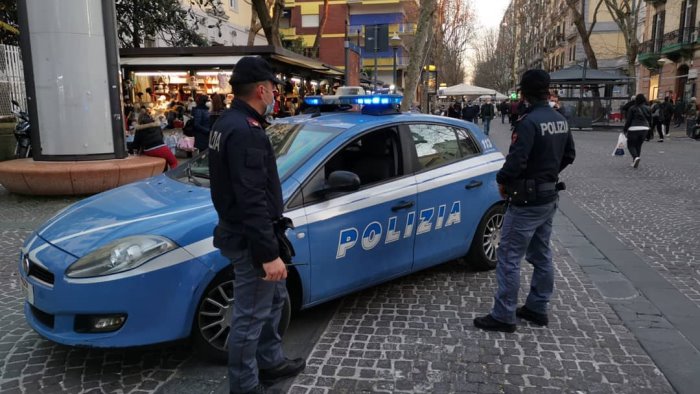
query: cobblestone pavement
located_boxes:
[287,227,672,394]
[286,122,680,393]
[0,186,201,394]
[557,128,700,307]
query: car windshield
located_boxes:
[169,122,343,186]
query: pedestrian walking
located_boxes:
[623,94,652,169]
[662,97,673,137]
[461,100,479,123]
[473,69,576,333]
[649,100,665,142]
[500,100,510,124]
[673,98,685,127]
[480,98,495,135]
[208,56,306,394]
[685,97,698,137]
[448,102,462,119]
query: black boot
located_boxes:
[259,358,306,386]
[473,314,516,333]
[516,305,549,326]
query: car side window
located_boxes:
[454,128,481,157]
[409,124,462,170]
[300,127,402,206]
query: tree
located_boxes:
[471,29,511,93]
[310,0,330,58]
[401,0,438,112]
[564,0,605,69]
[250,0,284,48]
[115,0,228,48]
[0,0,19,45]
[431,0,475,86]
[603,0,643,94]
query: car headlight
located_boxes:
[65,236,177,278]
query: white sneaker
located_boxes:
[633,157,640,168]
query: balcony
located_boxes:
[637,38,662,69]
[660,27,697,61]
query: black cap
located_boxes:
[519,69,550,97]
[229,56,284,86]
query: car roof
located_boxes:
[274,111,483,139]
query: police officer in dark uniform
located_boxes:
[474,69,576,333]
[208,56,305,394]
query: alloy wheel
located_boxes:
[197,280,235,352]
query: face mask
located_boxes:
[549,101,556,108]
[263,87,275,116]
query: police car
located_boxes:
[19,91,505,360]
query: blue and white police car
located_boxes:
[19,91,505,360]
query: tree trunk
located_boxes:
[248,11,260,46]
[311,0,330,58]
[132,1,141,48]
[400,0,438,112]
[251,0,283,48]
[565,0,603,69]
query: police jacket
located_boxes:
[208,99,283,266]
[497,101,576,204]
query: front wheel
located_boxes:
[464,204,505,271]
[193,267,292,363]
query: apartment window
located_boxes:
[652,11,665,52]
[229,0,238,12]
[680,1,697,42]
[302,14,319,28]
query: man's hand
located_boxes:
[498,183,507,200]
[262,257,287,281]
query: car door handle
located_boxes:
[391,201,415,211]
[465,180,483,190]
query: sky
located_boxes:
[464,0,511,82]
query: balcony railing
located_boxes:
[661,27,697,48]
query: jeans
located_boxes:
[650,118,663,140]
[224,248,287,393]
[491,201,558,324]
[483,117,492,135]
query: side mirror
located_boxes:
[326,170,361,193]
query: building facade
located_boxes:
[637,0,698,102]
[280,0,419,90]
[152,0,267,47]
[498,0,629,88]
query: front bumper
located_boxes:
[20,239,214,348]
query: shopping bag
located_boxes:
[612,132,626,156]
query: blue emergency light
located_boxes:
[303,94,403,107]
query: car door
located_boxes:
[408,123,488,271]
[300,126,418,304]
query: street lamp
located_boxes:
[390,33,402,92]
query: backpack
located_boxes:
[652,104,660,118]
[182,118,195,137]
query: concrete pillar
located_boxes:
[17,0,125,161]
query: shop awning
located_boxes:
[271,54,344,76]
[120,55,244,68]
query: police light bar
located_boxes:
[304,94,403,106]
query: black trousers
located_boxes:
[650,118,663,140]
[627,129,646,159]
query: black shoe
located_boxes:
[516,306,549,326]
[233,383,266,394]
[473,314,516,333]
[259,358,306,386]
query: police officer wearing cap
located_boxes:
[474,69,576,333]
[208,56,305,394]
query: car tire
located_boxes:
[193,266,292,363]
[464,204,505,271]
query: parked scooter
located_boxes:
[11,100,31,159]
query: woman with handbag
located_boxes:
[623,94,652,169]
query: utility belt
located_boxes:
[505,180,565,206]
[218,216,296,264]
